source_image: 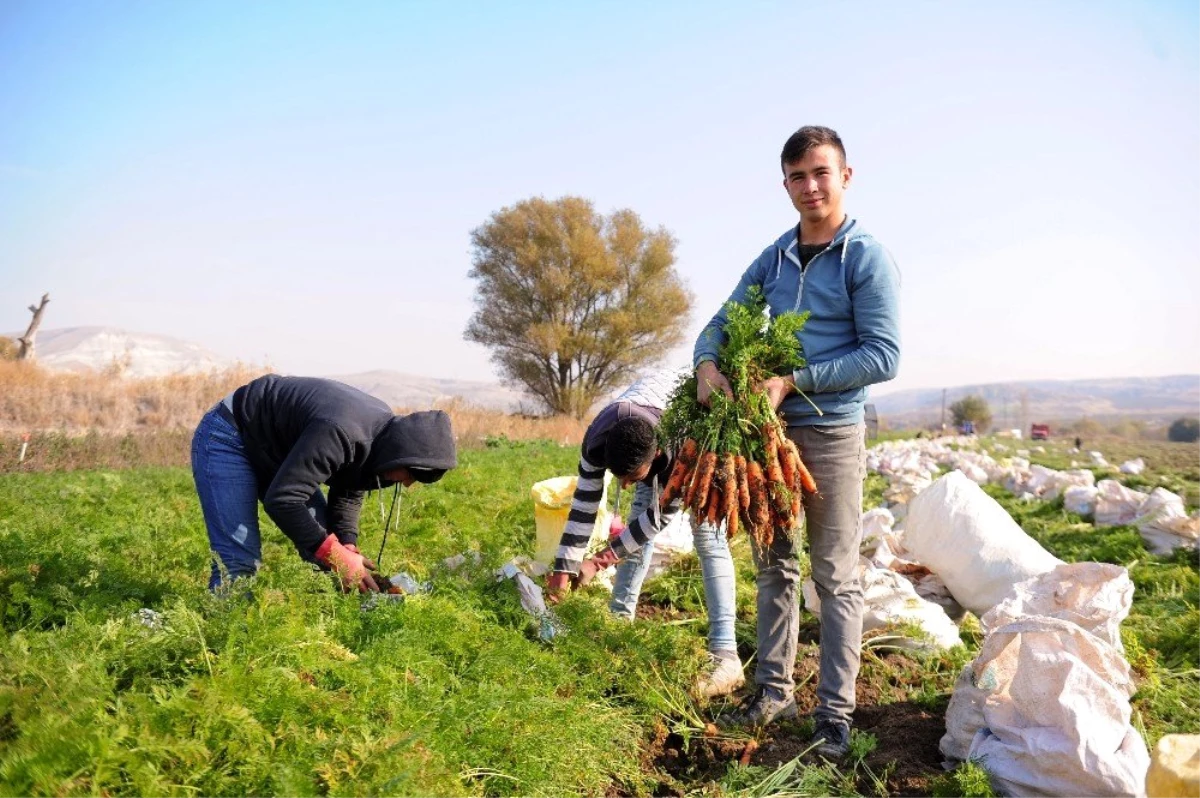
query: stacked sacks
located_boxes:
[941,562,1149,797]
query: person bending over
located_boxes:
[191,374,457,592]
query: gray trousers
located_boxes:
[750,423,865,724]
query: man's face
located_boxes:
[782,144,852,227]
[381,467,416,487]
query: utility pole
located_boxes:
[941,388,947,431]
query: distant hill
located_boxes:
[328,369,531,413]
[14,327,234,378]
[20,327,1196,422]
[871,375,1200,429]
[16,327,531,412]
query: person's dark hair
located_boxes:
[605,417,657,477]
[780,125,846,172]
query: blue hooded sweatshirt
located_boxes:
[693,216,901,427]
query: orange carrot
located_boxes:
[795,450,818,494]
[660,439,699,507]
[763,425,785,486]
[684,448,711,510]
[747,459,770,536]
[721,453,738,512]
[779,438,798,490]
[678,437,699,466]
[659,457,692,508]
[726,500,739,539]
[689,450,718,517]
[705,482,721,526]
[735,454,750,514]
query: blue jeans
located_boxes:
[609,481,738,652]
[191,406,328,589]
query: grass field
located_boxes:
[1,434,1197,796]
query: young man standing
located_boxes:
[546,370,744,698]
[693,126,900,758]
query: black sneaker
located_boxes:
[715,686,797,729]
[811,716,851,760]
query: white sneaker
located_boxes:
[695,653,745,698]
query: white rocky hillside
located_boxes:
[17,327,234,378]
[15,327,531,412]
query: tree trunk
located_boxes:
[17,293,50,361]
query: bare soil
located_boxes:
[636,613,950,796]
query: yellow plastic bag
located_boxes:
[531,474,612,565]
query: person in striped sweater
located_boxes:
[545,370,744,697]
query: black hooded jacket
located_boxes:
[230,375,457,559]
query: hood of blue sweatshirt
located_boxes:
[693,216,901,426]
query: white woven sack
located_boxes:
[1063,484,1099,518]
[1094,479,1149,527]
[960,617,1149,797]
[902,471,1061,616]
[980,562,1132,649]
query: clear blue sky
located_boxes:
[2,0,1197,396]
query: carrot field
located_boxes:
[1,432,1196,796]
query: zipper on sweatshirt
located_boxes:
[791,239,838,312]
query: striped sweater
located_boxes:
[552,370,687,575]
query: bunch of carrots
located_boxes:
[657,288,819,549]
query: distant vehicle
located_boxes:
[1030,423,1051,440]
[960,420,976,435]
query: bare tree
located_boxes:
[17,293,50,361]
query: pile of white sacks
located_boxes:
[831,436,1183,795]
[870,437,1199,556]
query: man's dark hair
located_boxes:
[780,125,846,172]
[605,416,657,477]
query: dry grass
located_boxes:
[0,360,266,432]
[0,362,587,472]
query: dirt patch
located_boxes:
[648,647,948,796]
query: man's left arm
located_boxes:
[609,491,683,560]
[794,244,901,394]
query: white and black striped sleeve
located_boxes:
[552,454,606,575]
[609,482,683,560]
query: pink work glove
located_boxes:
[574,547,621,589]
[315,535,381,593]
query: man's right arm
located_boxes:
[693,247,771,402]
[551,453,607,577]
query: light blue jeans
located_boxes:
[609,481,738,653]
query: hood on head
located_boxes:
[366,410,457,483]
